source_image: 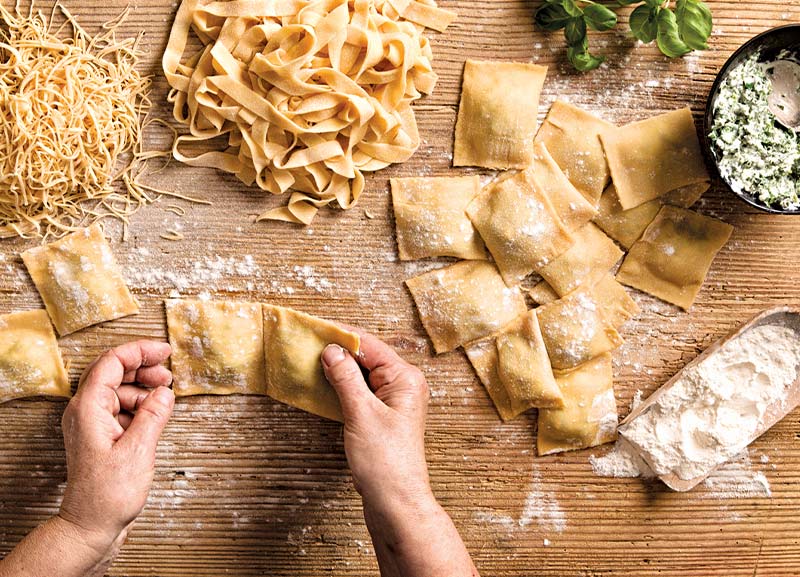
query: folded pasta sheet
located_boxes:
[163,0,455,224]
[263,304,360,422]
[0,310,70,404]
[22,224,139,336]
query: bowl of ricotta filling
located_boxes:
[705,25,800,214]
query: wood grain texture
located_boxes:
[1,1,800,575]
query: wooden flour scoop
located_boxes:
[618,306,800,492]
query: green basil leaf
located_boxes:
[565,17,588,45]
[562,0,584,17]
[656,8,691,57]
[583,3,618,31]
[535,3,572,31]
[567,45,605,72]
[629,4,658,43]
[675,0,712,51]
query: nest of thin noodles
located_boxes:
[0,4,162,239]
[163,0,456,225]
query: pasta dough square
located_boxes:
[600,108,710,210]
[616,206,733,310]
[22,224,139,336]
[534,100,615,204]
[537,354,617,456]
[467,171,575,286]
[594,182,710,249]
[0,310,70,403]
[166,299,266,397]
[263,305,360,422]
[592,274,640,329]
[537,223,623,297]
[530,142,597,230]
[536,284,624,370]
[465,339,518,421]
[453,60,547,169]
[391,176,486,261]
[406,261,528,353]
[495,311,563,410]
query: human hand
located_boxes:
[58,341,174,552]
[321,331,432,513]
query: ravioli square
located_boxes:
[391,176,485,261]
[616,206,733,310]
[467,171,575,286]
[22,224,139,336]
[406,261,528,354]
[536,284,624,370]
[600,108,710,210]
[0,310,70,403]
[537,354,617,456]
[465,339,518,421]
[534,100,615,204]
[591,274,640,329]
[166,299,266,397]
[263,305,360,422]
[537,223,623,297]
[453,59,547,169]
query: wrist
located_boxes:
[362,483,439,528]
[52,513,126,560]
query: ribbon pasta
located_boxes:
[163,0,455,224]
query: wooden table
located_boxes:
[1,1,799,575]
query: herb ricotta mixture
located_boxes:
[709,52,800,210]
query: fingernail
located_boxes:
[322,344,346,368]
[152,386,174,406]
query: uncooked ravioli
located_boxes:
[453,60,547,169]
[21,224,139,336]
[465,339,517,421]
[0,309,70,404]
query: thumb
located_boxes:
[118,386,174,461]
[322,345,375,422]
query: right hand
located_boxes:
[321,331,432,512]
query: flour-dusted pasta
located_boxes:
[537,223,623,297]
[591,274,640,329]
[391,176,485,261]
[529,281,559,306]
[536,284,624,370]
[530,142,597,230]
[600,108,710,210]
[0,310,70,404]
[22,224,139,336]
[467,171,575,286]
[537,354,617,455]
[534,100,615,204]
[465,339,518,421]
[263,305,360,422]
[495,311,563,410]
[406,261,528,353]
[594,181,710,249]
[166,299,266,397]
[453,60,547,169]
[616,206,733,310]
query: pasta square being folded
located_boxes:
[465,339,517,421]
[537,223,623,297]
[616,206,733,310]
[530,142,597,230]
[263,305,360,422]
[22,224,139,336]
[600,108,710,210]
[537,354,617,456]
[495,311,563,410]
[534,100,615,204]
[391,176,486,261]
[453,59,547,169]
[0,310,70,404]
[166,300,266,397]
[536,284,624,370]
[406,261,528,353]
[467,171,575,286]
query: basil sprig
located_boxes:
[535,0,713,72]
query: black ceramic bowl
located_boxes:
[703,24,800,214]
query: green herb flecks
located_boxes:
[709,53,800,210]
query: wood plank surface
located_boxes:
[1,1,800,575]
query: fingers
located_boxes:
[80,341,171,395]
[322,345,377,422]
[122,364,173,388]
[117,386,175,460]
[116,385,152,413]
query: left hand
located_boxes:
[58,340,175,552]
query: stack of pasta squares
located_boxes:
[398,59,733,456]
